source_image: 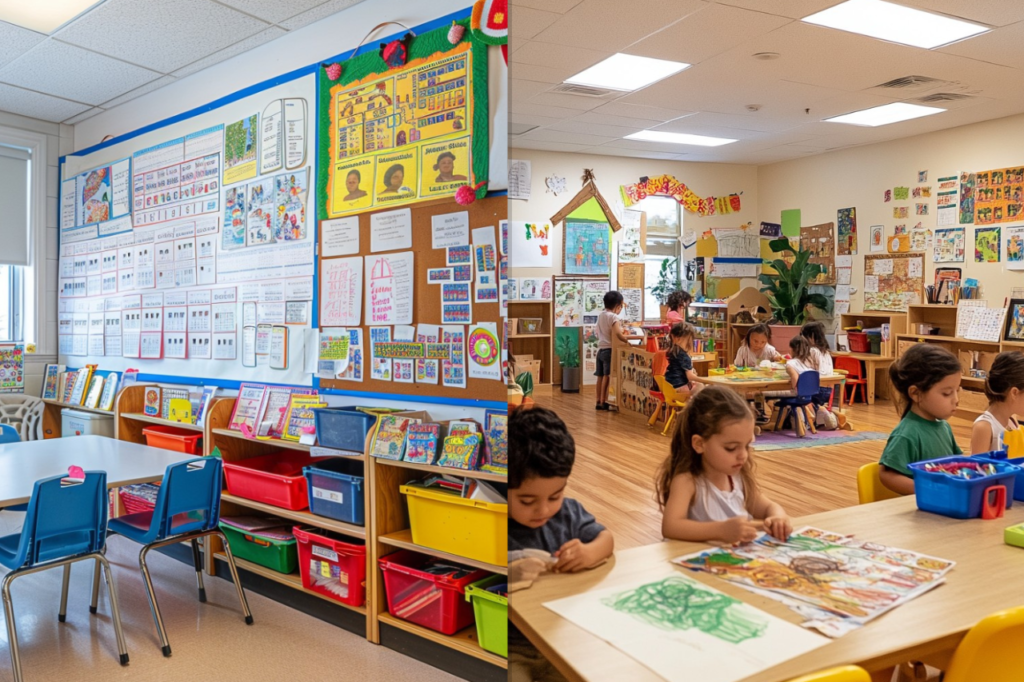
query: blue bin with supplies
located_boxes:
[909,456,1020,519]
[981,450,1024,502]
[312,407,377,452]
[304,457,366,526]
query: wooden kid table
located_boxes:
[833,352,894,405]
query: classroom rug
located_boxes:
[754,430,889,451]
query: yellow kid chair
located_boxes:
[654,376,689,437]
[787,665,870,682]
[943,606,1024,682]
[857,462,902,505]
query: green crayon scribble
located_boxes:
[601,577,767,644]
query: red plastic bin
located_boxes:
[294,526,367,606]
[848,332,869,353]
[378,550,487,635]
[223,450,326,510]
[142,425,203,454]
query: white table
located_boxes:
[0,435,193,507]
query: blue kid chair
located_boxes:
[773,371,821,437]
[0,424,26,513]
[103,457,252,657]
[0,471,129,682]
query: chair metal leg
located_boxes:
[2,573,24,682]
[58,564,71,622]
[191,539,207,603]
[139,546,172,657]
[216,531,253,625]
[97,554,129,666]
[90,558,101,614]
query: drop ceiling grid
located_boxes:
[214,0,326,25]
[171,26,288,78]
[0,22,46,70]
[0,82,91,122]
[530,0,708,52]
[510,6,563,40]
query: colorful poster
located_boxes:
[0,345,24,393]
[369,326,392,380]
[554,279,584,327]
[836,207,857,255]
[222,186,246,250]
[508,221,552,268]
[132,125,223,228]
[275,168,308,241]
[975,226,1001,262]
[617,210,644,263]
[582,279,610,326]
[1006,226,1024,270]
[224,114,259,185]
[246,177,275,246]
[959,171,976,224]
[564,222,611,276]
[582,325,599,385]
[933,227,965,263]
[869,225,884,253]
[467,322,501,381]
[864,253,923,311]
[441,325,466,388]
[974,166,1024,225]
[519,277,550,301]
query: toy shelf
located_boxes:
[374,457,507,483]
[41,398,114,438]
[509,299,554,384]
[378,612,506,669]
[378,528,506,575]
[220,492,367,539]
[212,553,366,615]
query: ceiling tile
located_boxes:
[547,119,643,137]
[172,27,287,78]
[100,75,177,109]
[513,0,585,14]
[507,62,572,84]
[510,100,589,118]
[511,7,563,40]
[647,120,767,140]
[677,111,806,133]
[939,22,1024,70]
[592,101,696,121]
[0,41,160,106]
[511,41,609,70]
[586,145,686,160]
[510,78,555,102]
[571,110,668,129]
[511,139,595,152]
[714,0,840,19]
[900,0,1024,27]
[532,0,707,52]
[63,107,105,125]
[280,0,367,30]
[56,0,270,73]
[527,90,608,112]
[510,112,569,128]
[0,22,45,70]
[518,128,617,145]
[628,4,791,65]
[214,0,325,24]
[0,83,91,122]
[509,122,539,135]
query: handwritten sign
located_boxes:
[320,257,362,326]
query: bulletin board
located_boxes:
[864,253,925,312]
[317,195,505,403]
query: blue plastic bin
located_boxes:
[968,451,1024,503]
[313,407,376,452]
[909,456,1020,519]
[304,457,366,526]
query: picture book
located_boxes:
[256,386,315,438]
[194,386,218,427]
[58,372,70,403]
[168,398,192,424]
[437,432,481,470]
[282,395,326,442]
[121,369,140,389]
[161,387,190,420]
[371,415,418,460]
[482,411,508,474]
[42,364,64,400]
[83,375,105,409]
[447,420,478,436]
[144,386,161,416]
[98,372,119,411]
[404,423,441,464]
[68,370,90,406]
[229,383,267,431]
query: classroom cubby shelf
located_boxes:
[41,398,115,438]
[378,613,507,668]
[378,529,507,575]
[121,413,203,431]
[374,457,508,483]
[212,553,367,615]
[220,492,367,539]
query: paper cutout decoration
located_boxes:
[620,173,740,217]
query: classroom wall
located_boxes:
[759,111,1024,313]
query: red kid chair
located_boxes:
[835,356,867,404]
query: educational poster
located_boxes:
[60,159,132,243]
[224,114,259,185]
[441,325,467,388]
[959,172,976,224]
[508,221,552,268]
[933,227,965,263]
[1006,226,1024,270]
[973,166,1024,225]
[564,222,611,276]
[617,210,644,263]
[869,225,884,253]
[936,180,957,226]
[617,263,643,291]
[582,325,599,385]
[0,345,24,393]
[544,570,827,682]
[321,23,488,218]
[554,278,584,327]
[836,207,857,255]
[674,527,954,638]
[863,253,924,311]
[132,126,224,228]
[582,280,610,326]
[800,222,835,285]
[975,226,1001,262]
[621,289,643,324]
[713,227,758,259]
[467,322,501,380]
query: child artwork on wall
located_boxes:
[508,221,552,268]
[1006,226,1024,270]
[554,279,584,327]
[870,225,884,253]
[933,227,965,263]
[563,222,611,276]
[975,226,1001,263]
[836,207,857,255]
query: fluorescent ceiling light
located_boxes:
[802,0,988,49]
[824,102,945,126]
[565,53,689,92]
[0,0,106,34]
[625,130,736,147]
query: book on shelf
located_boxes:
[41,364,64,400]
[194,387,218,427]
[68,370,90,406]
[371,415,418,460]
[481,410,508,474]
[281,395,326,442]
[255,386,315,438]
[168,399,192,424]
[404,423,441,464]
[143,386,161,417]
[98,372,119,411]
[161,387,190,420]
[229,383,267,432]
[120,369,140,389]
[83,375,105,410]
[437,432,482,470]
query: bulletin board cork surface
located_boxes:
[318,194,505,403]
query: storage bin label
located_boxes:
[312,545,339,562]
[312,486,343,504]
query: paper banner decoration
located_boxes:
[975,226,1001,262]
[467,322,501,380]
[620,174,740,217]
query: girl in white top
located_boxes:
[761,337,818,399]
[657,385,792,544]
[734,323,784,367]
[801,321,834,376]
[970,351,1024,454]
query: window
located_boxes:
[637,195,682,319]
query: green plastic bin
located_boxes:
[465,575,507,657]
[218,522,297,574]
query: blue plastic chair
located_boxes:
[773,371,821,437]
[0,424,26,512]
[0,471,128,682]
[105,457,252,657]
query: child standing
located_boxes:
[657,385,792,543]
[509,406,614,682]
[971,351,1024,454]
[880,344,963,495]
[665,322,703,392]
[665,290,693,326]
[734,323,784,367]
[595,291,634,410]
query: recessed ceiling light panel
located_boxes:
[824,102,945,127]
[565,53,690,92]
[625,130,736,147]
[802,0,988,49]
[0,0,106,34]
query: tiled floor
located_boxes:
[0,517,460,682]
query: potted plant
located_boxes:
[758,238,832,349]
[556,334,581,393]
[649,257,683,321]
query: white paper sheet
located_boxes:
[320,257,363,327]
[508,159,531,200]
[321,216,360,257]
[370,208,412,253]
[431,211,470,249]
[365,251,413,325]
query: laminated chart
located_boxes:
[60,158,133,242]
[132,125,224,228]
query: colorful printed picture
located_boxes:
[275,168,308,241]
[836,207,857,255]
[870,225,884,253]
[933,227,965,263]
[563,222,611,276]
[959,172,976,224]
[975,226,1001,263]
[79,167,110,224]
[1007,226,1024,269]
[222,186,246,250]
[519,277,551,301]
[1005,300,1024,341]
[224,114,258,184]
[246,178,276,246]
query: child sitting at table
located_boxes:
[657,385,792,543]
[509,406,614,682]
[749,336,819,425]
[880,344,963,495]
[971,351,1024,454]
[665,322,703,393]
[734,323,784,367]
[800,320,834,375]
[665,290,692,325]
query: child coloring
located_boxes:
[664,322,703,392]
[734,323,784,367]
[879,344,962,495]
[657,385,792,544]
[971,351,1024,454]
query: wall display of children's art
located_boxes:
[617,263,644,291]
[836,207,857,255]
[619,174,741,217]
[518,277,551,301]
[973,166,1024,225]
[617,210,644,263]
[869,225,884,253]
[508,221,552,268]
[58,70,316,386]
[888,232,910,254]
[318,17,490,218]
[582,280,610,326]
[933,227,965,263]
[959,171,976,224]
[975,226,1001,263]
[863,253,924,312]
[582,324,599,385]
[563,222,611,276]
[1004,299,1024,341]
[1006,225,1024,270]
[799,222,835,284]
[553,277,584,328]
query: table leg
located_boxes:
[867,363,877,405]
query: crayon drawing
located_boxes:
[564,222,611,276]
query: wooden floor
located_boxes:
[535,386,976,550]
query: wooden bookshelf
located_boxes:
[509,299,554,384]
[378,612,507,669]
[41,398,114,438]
[840,311,907,357]
[378,529,506,575]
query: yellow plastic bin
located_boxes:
[400,485,507,566]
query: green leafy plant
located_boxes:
[649,257,683,305]
[555,334,580,368]
[758,238,832,325]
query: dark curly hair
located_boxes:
[666,290,692,312]
[889,343,962,417]
[510,406,575,488]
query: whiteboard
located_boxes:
[59,72,317,386]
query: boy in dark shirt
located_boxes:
[509,406,614,682]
